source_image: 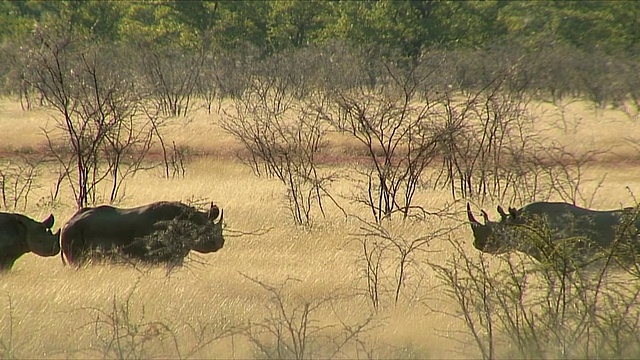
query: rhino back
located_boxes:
[520,202,623,245]
[65,202,196,242]
[521,202,616,216]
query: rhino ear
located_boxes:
[497,206,508,220]
[208,203,220,220]
[481,210,490,224]
[467,203,480,224]
[508,207,518,219]
[42,214,54,229]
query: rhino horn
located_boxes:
[497,206,508,220]
[467,203,480,224]
[42,214,55,229]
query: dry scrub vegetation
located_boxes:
[1,96,640,359]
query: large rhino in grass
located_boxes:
[0,212,60,271]
[467,202,640,265]
[61,201,224,266]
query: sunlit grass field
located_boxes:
[1,98,640,358]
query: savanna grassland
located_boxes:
[1,97,640,359]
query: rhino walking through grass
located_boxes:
[467,202,640,267]
[60,201,225,266]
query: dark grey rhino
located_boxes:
[61,201,224,266]
[0,212,60,271]
[467,202,640,264]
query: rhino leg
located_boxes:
[0,258,16,271]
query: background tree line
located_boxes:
[0,0,639,56]
[1,0,639,112]
[0,0,639,217]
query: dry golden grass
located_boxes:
[1,97,640,358]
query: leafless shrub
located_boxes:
[0,40,46,111]
[220,55,344,226]
[434,70,611,207]
[77,283,235,359]
[200,45,260,112]
[534,146,609,207]
[442,42,526,95]
[309,41,376,94]
[352,217,445,311]
[321,60,447,223]
[195,54,221,115]
[240,274,379,360]
[431,214,640,359]
[83,294,178,359]
[157,134,190,179]
[543,98,584,134]
[436,71,538,204]
[169,141,189,179]
[22,25,167,208]
[136,46,205,117]
[357,232,385,311]
[0,157,40,211]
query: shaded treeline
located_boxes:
[0,0,638,111]
[1,1,639,55]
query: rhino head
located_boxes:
[467,203,522,254]
[25,213,61,257]
[191,203,225,253]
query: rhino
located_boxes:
[467,202,640,265]
[60,201,225,266]
[0,212,60,271]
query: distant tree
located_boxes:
[497,1,640,54]
[0,1,33,41]
[321,59,449,222]
[266,0,332,52]
[1,1,639,57]
[220,52,344,226]
[211,1,269,51]
[21,22,165,207]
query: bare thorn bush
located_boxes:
[240,274,379,359]
[535,145,609,207]
[220,55,344,226]
[77,283,234,359]
[322,60,446,223]
[0,156,40,211]
[431,214,640,359]
[436,72,539,204]
[352,216,448,311]
[136,46,205,117]
[23,26,167,208]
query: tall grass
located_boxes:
[1,98,640,358]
